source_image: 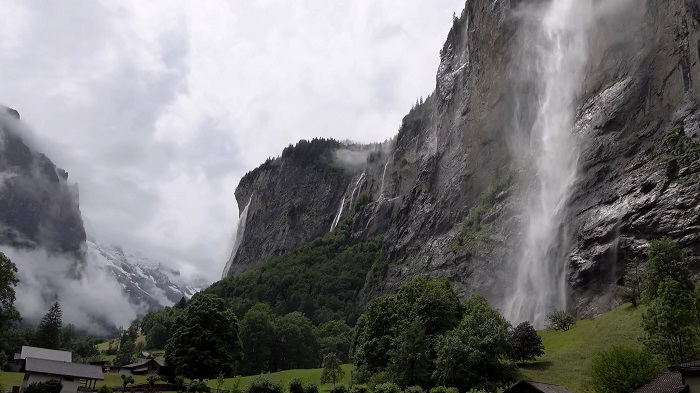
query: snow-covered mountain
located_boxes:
[87,239,203,310]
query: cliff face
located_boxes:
[0,108,86,265]
[224,0,700,317]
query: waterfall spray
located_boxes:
[505,0,595,327]
[222,195,253,278]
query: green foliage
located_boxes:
[289,379,305,393]
[321,353,345,385]
[316,320,353,363]
[644,237,693,300]
[73,334,100,360]
[115,324,138,366]
[276,312,320,370]
[397,94,434,144]
[165,294,243,380]
[433,295,516,392]
[329,385,348,393]
[619,258,644,307]
[546,309,575,331]
[373,383,401,393]
[246,378,283,393]
[188,381,211,393]
[509,321,544,364]
[0,252,19,329]
[146,323,169,349]
[33,302,62,349]
[349,385,368,393]
[350,365,372,385]
[121,374,135,388]
[643,277,699,363]
[206,222,385,325]
[147,375,160,387]
[97,385,112,393]
[240,303,276,374]
[587,346,663,393]
[428,388,457,393]
[59,323,75,350]
[304,383,319,393]
[657,121,700,164]
[354,192,372,212]
[24,380,63,393]
[404,387,424,393]
[388,321,430,388]
[452,173,514,252]
[141,306,182,350]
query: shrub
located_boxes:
[429,387,449,393]
[404,387,424,393]
[367,372,392,389]
[351,366,372,385]
[374,382,401,393]
[546,309,575,331]
[247,378,283,393]
[330,385,349,393]
[587,346,664,393]
[354,192,372,211]
[188,381,211,393]
[305,383,319,393]
[350,385,369,393]
[97,386,112,393]
[509,321,545,364]
[290,379,305,393]
[148,375,160,387]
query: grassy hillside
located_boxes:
[520,303,646,392]
[208,364,354,393]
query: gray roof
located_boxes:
[635,372,687,393]
[23,357,104,380]
[121,358,166,369]
[20,346,72,362]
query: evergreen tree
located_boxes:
[115,325,138,366]
[34,302,62,349]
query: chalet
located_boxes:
[10,347,73,372]
[504,381,573,393]
[120,359,169,377]
[635,361,700,393]
[20,357,104,393]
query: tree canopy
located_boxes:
[33,302,62,350]
[165,294,243,380]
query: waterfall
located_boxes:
[349,172,366,206]
[329,196,345,232]
[222,195,253,278]
[505,0,595,327]
[378,157,391,200]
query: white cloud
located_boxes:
[0,0,465,284]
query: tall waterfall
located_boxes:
[222,195,253,278]
[329,197,345,232]
[505,0,595,327]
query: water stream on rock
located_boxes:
[329,196,345,232]
[222,195,253,278]
[505,0,594,327]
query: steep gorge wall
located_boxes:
[225,0,700,318]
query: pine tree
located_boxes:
[34,302,62,349]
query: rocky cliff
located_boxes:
[0,107,86,265]
[224,0,700,318]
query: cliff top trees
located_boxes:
[165,294,242,380]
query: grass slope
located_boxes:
[520,303,645,392]
[208,364,354,393]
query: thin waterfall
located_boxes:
[330,196,345,232]
[505,0,595,327]
[222,195,253,278]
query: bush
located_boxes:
[188,381,211,393]
[588,346,664,393]
[25,380,63,393]
[305,383,319,393]
[350,385,369,393]
[290,379,305,393]
[247,378,283,393]
[354,192,372,211]
[367,372,392,389]
[429,387,457,393]
[374,383,401,393]
[404,387,424,393]
[330,385,349,393]
[351,366,372,385]
[97,386,112,393]
[546,309,575,331]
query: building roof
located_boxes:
[20,346,72,363]
[635,372,687,393]
[22,358,104,380]
[504,381,572,393]
[121,358,166,369]
[669,360,700,372]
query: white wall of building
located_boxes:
[20,372,80,393]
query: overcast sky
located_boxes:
[0,0,465,283]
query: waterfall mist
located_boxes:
[505,0,596,327]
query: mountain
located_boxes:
[87,239,202,309]
[222,0,700,324]
[0,106,86,267]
